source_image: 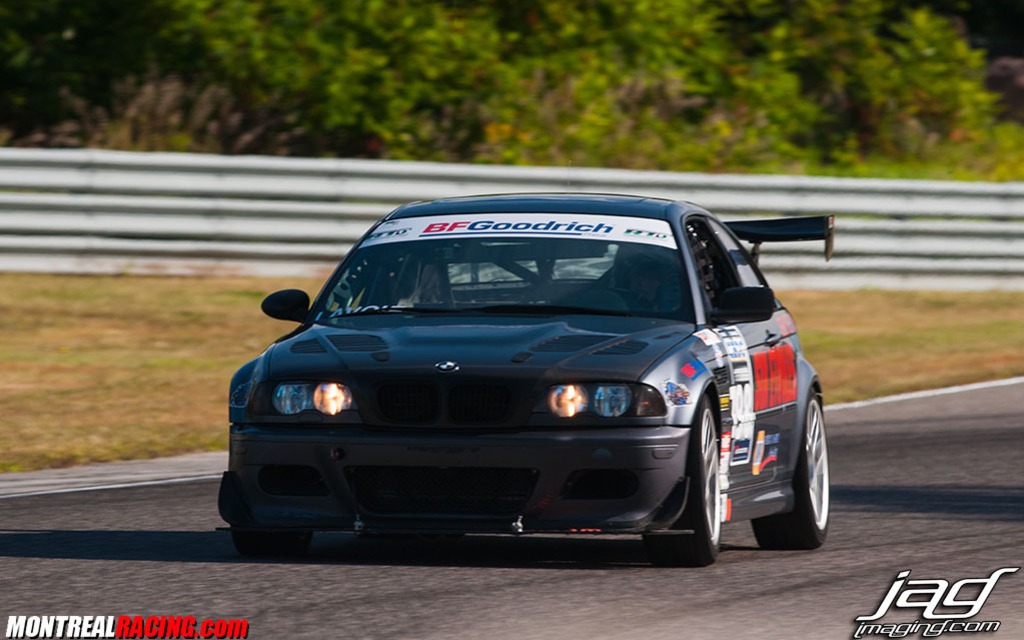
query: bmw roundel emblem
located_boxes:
[435,361,460,373]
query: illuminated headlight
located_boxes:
[273,382,352,415]
[313,383,353,415]
[545,383,666,418]
[547,384,589,417]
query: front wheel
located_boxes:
[643,397,721,567]
[751,394,829,549]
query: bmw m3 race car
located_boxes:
[219,194,834,566]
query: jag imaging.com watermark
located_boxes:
[853,567,1019,639]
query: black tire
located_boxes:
[751,394,829,550]
[231,530,313,557]
[643,397,721,567]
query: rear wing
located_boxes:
[724,215,834,262]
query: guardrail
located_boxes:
[1,148,1023,289]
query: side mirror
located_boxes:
[709,286,775,324]
[261,289,310,322]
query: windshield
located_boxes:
[313,213,694,323]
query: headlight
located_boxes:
[548,384,589,417]
[273,384,313,415]
[313,382,352,415]
[545,383,666,418]
[273,382,352,415]
[592,384,631,417]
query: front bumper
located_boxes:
[219,424,692,535]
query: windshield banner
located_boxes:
[361,213,678,249]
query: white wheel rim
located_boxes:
[701,407,721,545]
[806,399,830,530]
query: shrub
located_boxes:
[0,0,1017,178]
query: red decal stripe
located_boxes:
[754,343,797,411]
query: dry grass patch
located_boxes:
[1,274,1022,471]
[0,274,321,471]
[780,289,1024,404]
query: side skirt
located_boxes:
[726,480,794,522]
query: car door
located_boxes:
[685,216,794,488]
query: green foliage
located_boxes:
[155,0,509,155]
[0,0,180,127]
[1,0,1020,177]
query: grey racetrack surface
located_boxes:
[1,381,1022,640]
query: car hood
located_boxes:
[265,315,695,384]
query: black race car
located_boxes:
[219,194,834,566]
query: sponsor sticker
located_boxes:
[680,359,709,379]
[759,446,778,473]
[731,437,751,465]
[365,227,410,241]
[663,380,691,406]
[753,430,778,475]
[694,330,725,366]
[228,382,252,409]
[330,304,394,317]
[719,431,732,488]
[624,228,671,240]
[715,326,756,465]
[718,325,752,377]
[694,329,721,346]
[359,213,678,249]
[752,430,766,476]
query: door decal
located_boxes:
[715,326,755,466]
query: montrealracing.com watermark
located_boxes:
[5,616,249,639]
[853,567,1019,639]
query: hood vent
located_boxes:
[326,334,388,352]
[592,340,648,356]
[289,339,327,354]
[530,334,616,353]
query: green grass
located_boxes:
[2,274,1022,472]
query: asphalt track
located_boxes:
[2,380,1022,640]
